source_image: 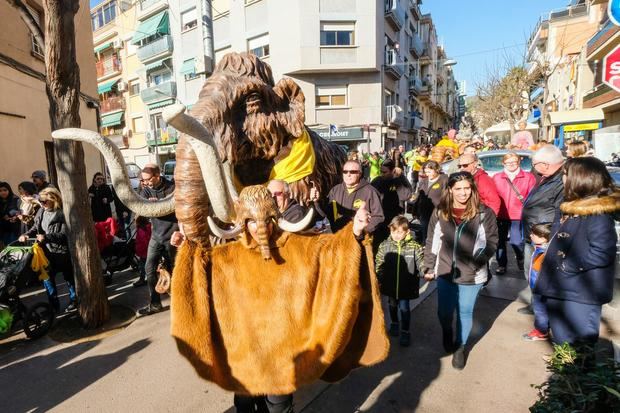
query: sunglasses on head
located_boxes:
[342,170,360,175]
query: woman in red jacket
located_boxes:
[492,152,536,274]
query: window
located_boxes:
[91,1,117,31]
[25,4,44,57]
[129,80,140,96]
[320,22,354,46]
[247,33,269,58]
[181,8,198,31]
[149,71,172,86]
[132,116,145,133]
[316,86,347,108]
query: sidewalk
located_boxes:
[1,265,618,412]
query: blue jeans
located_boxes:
[437,277,484,346]
[532,294,549,334]
[545,297,602,345]
[496,220,524,268]
[388,297,411,332]
[43,252,76,311]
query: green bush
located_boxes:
[530,343,620,413]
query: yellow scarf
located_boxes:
[31,243,50,281]
[269,130,315,183]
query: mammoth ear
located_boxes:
[273,78,306,137]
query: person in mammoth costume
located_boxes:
[52,52,388,401]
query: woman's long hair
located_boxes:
[436,172,480,221]
[0,181,15,200]
[39,187,63,210]
[563,157,615,202]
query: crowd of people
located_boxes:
[0,125,617,412]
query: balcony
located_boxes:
[409,0,421,19]
[384,0,405,31]
[409,76,423,95]
[146,126,179,146]
[384,50,404,79]
[420,47,432,64]
[409,115,422,130]
[418,81,433,100]
[140,81,177,104]
[137,35,173,63]
[387,105,404,127]
[409,33,424,58]
[100,96,125,114]
[138,0,168,19]
[96,57,121,79]
[587,20,620,57]
[583,84,620,108]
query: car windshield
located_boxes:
[164,163,175,176]
[480,154,532,173]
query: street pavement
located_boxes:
[1,258,618,412]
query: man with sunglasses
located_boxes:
[457,153,501,216]
[267,179,307,224]
[325,160,384,235]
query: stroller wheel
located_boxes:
[23,302,54,339]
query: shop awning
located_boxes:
[548,108,605,125]
[179,58,196,76]
[94,42,113,54]
[100,111,124,127]
[147,99,175,110]
[97,79,119,94]
[131,11,169,44]
[144,58,169,72]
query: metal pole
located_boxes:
[202,0,215,75]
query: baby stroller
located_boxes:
[95,218,139,284]
[0,239,54,339]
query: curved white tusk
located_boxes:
[207,216,243,239]
[163,104,236,223]
[52,128,175,217]
[278,208,314,233]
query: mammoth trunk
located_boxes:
[256,221,272,260]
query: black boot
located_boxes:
[452,345,467,370]
[442,328,455,353]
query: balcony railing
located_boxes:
[100,95,125,113]
[140,81,177,104]
[409,0,421,19]
[386,105,404,127]
[384,0,404,31]
[96,57,121,78]
[409,76,422,94]
[146,126,179,146]
[137,35,173,62]
[140,0,165,12]
[384,50,404,79]
[419,80,432,99]
[409,33,424,58]
[409,115,422,130]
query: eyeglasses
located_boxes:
[342,170,361,175]
[532,162,549,168]
[503,161,518,165]
[271,191,284,198]
[457,162,472,168]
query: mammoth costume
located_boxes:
[52,52,388,395]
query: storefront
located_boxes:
[311,126,367,153]
[548,108,605,148]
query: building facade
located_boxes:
[0,0,103,189]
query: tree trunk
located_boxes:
[43,0,109,328]
[540,78,550,143]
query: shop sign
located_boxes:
[563,122,601,132]
[312,127,364,141]
[386,128,398,140]
[603,44,620,93]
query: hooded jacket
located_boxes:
[375,233,424,299]
[326,179,384,234]
[534,191,620,305]
[141,177,178,242]
[493,169,536,220]
[521,169,564,242]
[423,205,498,285]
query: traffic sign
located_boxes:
[603,44,620,93]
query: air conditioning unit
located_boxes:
[117,81,128,92]
[113,39,124,49]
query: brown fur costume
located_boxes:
[170,223,389,395]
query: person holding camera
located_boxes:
[422,172,498,370]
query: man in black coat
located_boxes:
[267,179,307,224]
[136,164,178,316]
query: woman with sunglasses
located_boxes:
[423,172,498,370]
[19,187,77,312]
[88,172,114,223]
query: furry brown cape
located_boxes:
[170,223,389,395]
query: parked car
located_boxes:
[126,162,142,191]
[163,160,176,182]
[442,149,533,177]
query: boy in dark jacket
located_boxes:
[375,216,424,347]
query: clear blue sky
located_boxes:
[426,0,571,96]
[90,0,573,96]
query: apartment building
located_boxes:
[211,0,459,152]
[91,0,213,167]
[526,0,607,142]
[0,0,103,189]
